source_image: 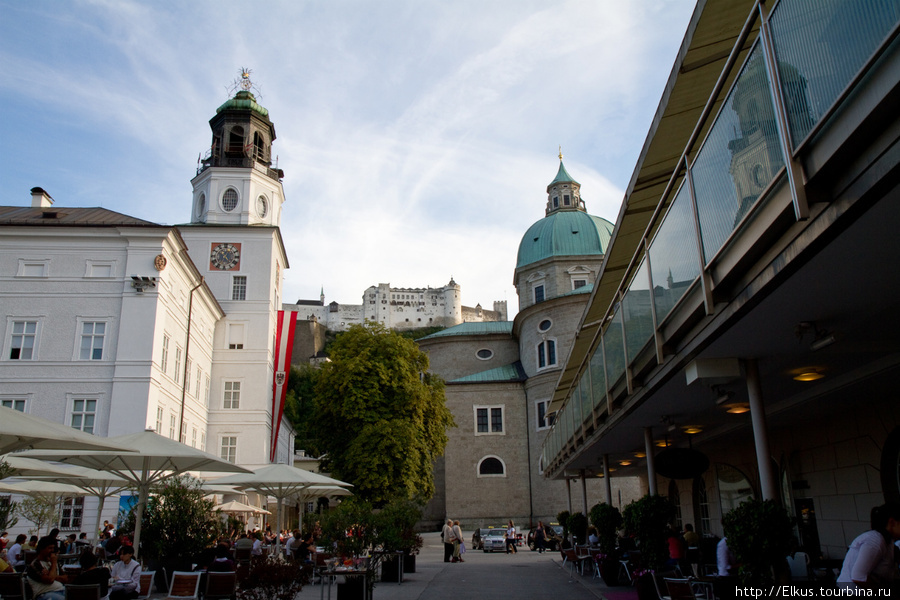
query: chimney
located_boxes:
[31,187,54,209]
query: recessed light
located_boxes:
[633,452,646,458]
[619,460,632,466]
[683,426,702,435]
[793,369,824,382]
[655,440,669,448]
[725,403,750,414]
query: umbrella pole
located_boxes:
[132,457,151,559]
[93,494,106,547]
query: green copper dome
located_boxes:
[216,90,269,118]
[516,210,614,269]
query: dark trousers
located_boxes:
[444,542,454,562]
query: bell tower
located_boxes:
[191,69,285,227]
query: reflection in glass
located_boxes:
[579,371,592,426]
[623,258,654,362]
[717,464,755,516]
[771,0,900,146]
[693,45,785,262]
[649,182,700,324]
[603,307,626,386]
[589,345,607,413]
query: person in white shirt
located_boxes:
[109,546,141,600]
[8,534,27,571]
[506,520,518,554]
[838,503,900,590]
[717,537,735,576]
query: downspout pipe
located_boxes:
[179,277,204,443]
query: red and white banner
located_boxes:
[270,310,297,462]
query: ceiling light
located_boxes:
[683,426,702,435]
[619,460,632,466]
[633,452,646,458]
[793,369,824,382]
[725,403,750,414]
[655,440,669,448]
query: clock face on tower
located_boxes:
[209,242,241,271]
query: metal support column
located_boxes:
[644,427,657,496]
[566,478,572,513]
[746,359,777,500]
[603,454,612,505]
[580,469,588,515]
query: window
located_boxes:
[232,276,247,301]
[224,381,241,409]
[533,284,545,304]
[573,279,587,289]
[59,497,84,530]
[536,400,554,430]
[156,407,164,434]
[475,406,504,434]
[478,457,506,477]
[180,422,187,444]
[476,348,493,360]
[9,321,37,360]
[161,335,170,373]
[221,436,237,463]
[564,194,570,205]
[204,375,211,407]
[192,428,197,448]
[553,197,559,208]
[1,398,26,411]
[184,358,192,394]
[222,188,239,212]
[174,346,182,383]
[70,398,96,433]
[197,193,206,217]
[201,433,206,452]
[78,322,106,360]
[227,323,245,349]
[537,339,557,369]
[196,367,203,400]
[169,414,176,439]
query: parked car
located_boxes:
[482,528,507,552]
[527,523,564,551]
[471,528,491,551]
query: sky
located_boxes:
[1,0,697,317]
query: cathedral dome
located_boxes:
[516,210,614,269]
[216,90,269,119]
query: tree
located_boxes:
[284,364,322,456]
[723,498,792,586]
[313,322,455,505]
[0,460,18,530]
[16,496,58,535]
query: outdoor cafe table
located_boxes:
[319,567,369,600]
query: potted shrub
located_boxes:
[568,511,589,545]
[237,555,307,600]
[723,498,792,587]
[374,498,423,579]
[622,495,675,600]
[589,502,623,585]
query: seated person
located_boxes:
[251,533,264,556]
[73,549,111,597]
[63,534,78,555]
[0,555,13,573]
[207,544,236,572]
[587,527,600,547]
[74,533,91,549]
[109,546,141,600]
[293,532,314,564]
[105,533,122,557]
[26,537,68,600]
[8,534,27,572]
[234,533,253,552]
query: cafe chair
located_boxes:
[136,571,156,600]
[203,571,237,600]
[0,572,28,600]
[65,583,102,600]
[166,571,202,600]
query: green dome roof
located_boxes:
[516,210,614,269]
[216,90,269,118]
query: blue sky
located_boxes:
[1,0,696,316]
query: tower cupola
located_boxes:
[545,149,585,215]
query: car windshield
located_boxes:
[486,530,505,537]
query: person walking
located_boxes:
[452,520,465,563]
[441,519,455,563]
[506,520,518,554]
[534,521,546,553]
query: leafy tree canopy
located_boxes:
[284,364,321,456]
[313,322,455,505]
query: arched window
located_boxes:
[253,131,266,162]
[717,464,755,518]
[197,193,206,218]
[222,188,239,212]
[478,456,505,477]
[228,126,245,154]
[537,339,556,369]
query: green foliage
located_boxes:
[15,496,58,535]
[0,460,16,480]
[568,512,589,545]
[375,498,424,553]
[0,497,18,531]
[723,498,792,586]
[397,326,446,341]
[557,510,571,540]
[121,474,222,563]
[622,495,675,570]
[313,323,455,504]
[237,555,307,600]
[589,502,623,554]
[318,497,379,559]
[284,364,322,456]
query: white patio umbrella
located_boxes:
[0,406,125,454]
[0,478,88,535]
[3,456,130,546]
[215,500,271,514]
[209,463,351,552]
[17,429,251,558]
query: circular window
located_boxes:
[257,195,268,218]
[538,319,552,332]
[197,193,206,216]
[476,349,493,360]
[222,188,239,212]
